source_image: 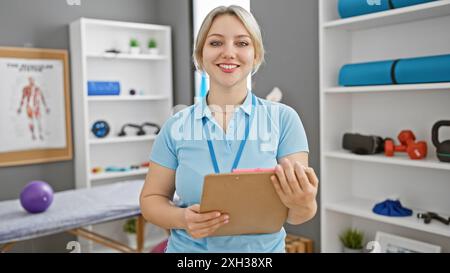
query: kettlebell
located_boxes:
[432,120,450,163]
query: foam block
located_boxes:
[87,81,121,96]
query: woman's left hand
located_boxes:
[271,158,319,221]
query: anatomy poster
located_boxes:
[0,57,66,153]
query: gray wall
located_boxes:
[251,0,321,251]
[0,0,193,252]
[155,0,194,106]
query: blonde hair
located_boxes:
[193,5,265,75]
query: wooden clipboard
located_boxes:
[200,171,288,237]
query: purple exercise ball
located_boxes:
[20,181,54,213]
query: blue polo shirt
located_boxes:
[150,90,309,253]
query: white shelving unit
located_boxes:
[87,95,168,101]
[86,52,168,61]
[319,0,450,252]
[70,18,172,252]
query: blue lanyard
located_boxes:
[202,94,256,173]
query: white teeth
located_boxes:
[219,64,238,70]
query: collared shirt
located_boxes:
[150,90,309,253]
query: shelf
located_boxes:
[89,135,157,145]
[325,197,450,238]
[324,83,450,94]
[323,0,450,31]
[86,52,167,61]
[320,0,450,253]
[71,17,172,254]
[90,168,148,181]
[82,18,169,31]
[87,95,169,101]
[325,150,450,171]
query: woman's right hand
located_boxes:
[183,204,229,239]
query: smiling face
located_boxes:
[202,14,255,90]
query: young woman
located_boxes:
[140,5,318,253]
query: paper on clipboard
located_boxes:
[199,171,288,237]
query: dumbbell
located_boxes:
[384,130,414,155]
[384,130,427,160]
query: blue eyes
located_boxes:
[210,41,222,47]
[209,41,249,47]
[237,41,249,47]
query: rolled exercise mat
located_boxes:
[338,0,391,19]
[391,0,436,9]
[395,54,450,84]
[339,60,396,86]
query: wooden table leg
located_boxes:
[68,228,136,253]
[0,242,15,253]
[136,215,145,253]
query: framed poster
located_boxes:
[0,47,72,167]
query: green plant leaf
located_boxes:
[123,218,137,234]
[148,38,157,48]
[130,39,139,47]
[339,228,364,249]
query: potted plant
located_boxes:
[129,38,140,54]
[339,228,364,253]
[123,218,137,248]
[147,38,158,55]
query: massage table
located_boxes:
[0,180,146,253]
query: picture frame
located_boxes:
[0,47,72,167]
[375,231,441,253]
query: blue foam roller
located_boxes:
[338,0,391,19]
[391,0,436,9]
[88,81,121,96]
[339,60,395,86]
[395,54,450,84]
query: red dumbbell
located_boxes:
[384,131,414,156]
[384,130,427,160]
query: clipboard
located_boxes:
[199,171,288,237]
